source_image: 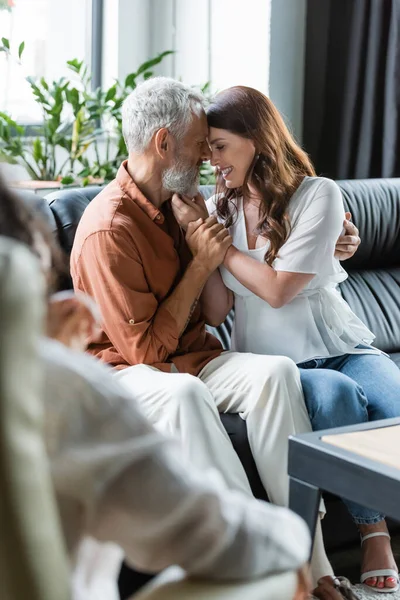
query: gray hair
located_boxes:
[122,77,207,153]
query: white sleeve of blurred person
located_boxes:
[39,336,311,584]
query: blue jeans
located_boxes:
[299,352,400,525]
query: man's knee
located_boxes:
[261,355,300,384]
[173,374,206,397]
[246,355,300,408]
[168,374,213,411]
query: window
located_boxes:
[0,0,92,123]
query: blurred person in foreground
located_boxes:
[0,174,327,600]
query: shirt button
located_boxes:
[129,319,135,325]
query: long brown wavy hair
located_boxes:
[207,86,316,265]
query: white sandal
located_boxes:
[360,532,399,593]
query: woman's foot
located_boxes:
[359,520,398,591]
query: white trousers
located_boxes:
[115,352,311,504]
[115,351,331,583]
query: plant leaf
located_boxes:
[124,73,137,89]
[60,175,75,185]
[18,41,25,59]
[67,58,83,73]
[40,77,49,91]
[105,84,117,102]
[32,138,43,163]
[135,50,174,77]
[1,37,10,50]
[66,87,81,115]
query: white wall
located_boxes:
[46,0,89,82]
[269,0,307,140]
[105,0,271,94]
[210,0,270,93]
[172,0,210,87]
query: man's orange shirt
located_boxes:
[71,161,223,375]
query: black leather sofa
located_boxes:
[23,178,400,590]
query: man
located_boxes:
[71,77,360,589]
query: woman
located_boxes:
[172,86,400,594]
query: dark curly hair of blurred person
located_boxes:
[0,173,67,292]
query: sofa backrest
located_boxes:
[42,179,400,358]
[337,179,400,357]
[45,185,103,255]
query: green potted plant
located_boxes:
[0,38,215,187]
[0,39,173,186]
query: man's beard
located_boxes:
[162,154,200,197]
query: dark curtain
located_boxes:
[303,0,400,179]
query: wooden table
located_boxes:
[288,418,400,547]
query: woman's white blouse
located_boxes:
[207,177,377,364]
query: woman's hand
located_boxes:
[171,192,209,230]
[334,213,361,261]
[46,291,101,352]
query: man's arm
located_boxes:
[335,213,360,260]
[72,221,231,366]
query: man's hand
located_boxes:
[171,192,209,230]
[186,216,232,274]
[334,212,361,261]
